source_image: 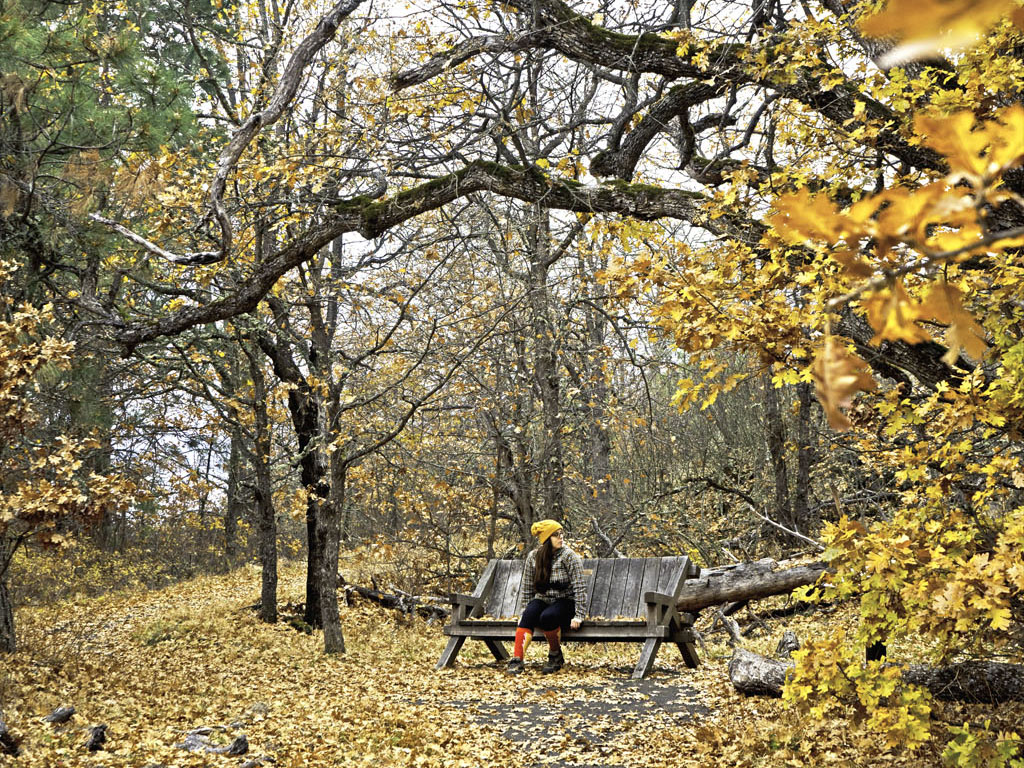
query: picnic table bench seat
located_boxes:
[436,555,700,678]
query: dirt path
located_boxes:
[434,659,711,767]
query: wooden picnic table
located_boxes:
[436,555,700,678]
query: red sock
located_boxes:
[543,628,561,651]
[513,628,531,658]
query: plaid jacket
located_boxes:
[518,545,588,623]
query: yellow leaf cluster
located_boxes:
[860,0,1024,65]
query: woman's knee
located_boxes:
[518,599,544,629]
[538,604,570,631]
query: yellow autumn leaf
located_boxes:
[812,336,878,431]
[875,182,973,249]
[988,606,1012,631]
[986,103,1024,173]
[919,281,988,363]
[861,0,1019,65]
[916,106,1024,181]
[915,112,989,180]
[862,282,931,346]
[767,188,858,246]
[926,222,984,256]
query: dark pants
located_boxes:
[519,598,575,633]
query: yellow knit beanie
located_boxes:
[531,519,562,544]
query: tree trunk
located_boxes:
[675,558,827,614]
[582,283,613,524]
[0,545,15,653]
[319,463,346,654]
[903,662,1024,703]
[762,373,792,531]
[494,421,534,542]
[299,422,327,627]
[249,353,278,624]
[258,332,329,628]
[730,648,1024,704]
[223,427,245,569]
[487,467,498,560]
[791,382,815,533]
[528,206,565,520]
[255,465,278,625]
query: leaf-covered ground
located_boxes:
[2,562,1019,767]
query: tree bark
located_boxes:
[0,536,14,653]
[248,350,278,624]
[791,382,815,532]
[319,465,346,654]
[223,426,245,569]
[527,206,565,521]
[257,332,328,627]
[762,374,792,532]
[903,662,1024,704]
[579,253,613,525]
[730,648,1024,704]
[675,558,827,614]
[0,570,15,654]
[729,647,791,697]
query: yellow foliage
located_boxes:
[812,336,878,431]
[860,0,1023,65]
[918,282,988,363]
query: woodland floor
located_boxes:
[2,559,1020,768]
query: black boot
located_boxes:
[541,648,564,674]
[506,657,525,675]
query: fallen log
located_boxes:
[729,648,792,697]
[728,643,1024,704]
[903,661,1024,704]
[677,558,828,614]
[339,578,450,623]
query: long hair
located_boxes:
[533,537,556,591]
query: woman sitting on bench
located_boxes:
[507,519,588,675]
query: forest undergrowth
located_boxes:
[1,551,1020,768]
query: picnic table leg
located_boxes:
[483,639,509,662]
[632,638,663,679]
[675,641,699,668]
[436,636,467,669]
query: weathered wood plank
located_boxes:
[634,558,661,618]
[632,638,663,679]
[663,557,692,609]
[445,623,672,641]
[470,559,499,600]
[588,559,614,618]
[676,640,699,669]
[496,560,524,618]
[482,639,510,661]
[656,557,679,592]
[582,560,597,613]
[604,558,631,619]
[436,636,467,668]
[619,559,646,618]
[484,560,512,617]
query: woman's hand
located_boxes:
[570,618,581,630]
